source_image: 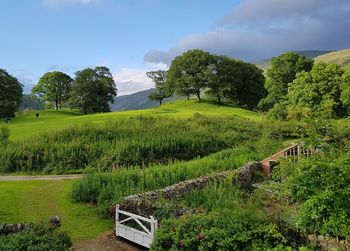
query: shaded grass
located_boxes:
[0,180,111,241]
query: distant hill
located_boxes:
[314,49,350,69]
[110,88,178,111]
[254,50,332,70]
[20,94,44,110]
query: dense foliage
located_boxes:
[147,70,172,105]
[259,52,313,112]
[70,66,117,114]
[166,50,265,109]
[72,139,283,215]
[0,115,266,173]
[151,209,291,251]
[288,62,344,119]
[32,71,73,110]
[0,224,72,251]
[0,69,23,119]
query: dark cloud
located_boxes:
[144,0,350,65]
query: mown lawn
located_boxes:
[5,100,262,140]
[0,180,111,241]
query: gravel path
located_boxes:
[0,175,81,181]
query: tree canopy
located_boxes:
[287,62,344,119]
[70,66,117,114]
[147,70,171,105]
[259,52,313,111]
[206,55,265,108]
[167,49,214,100]
[32,71,73,109]
[0,69,23,119]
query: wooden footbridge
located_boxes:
[260,142,313,176]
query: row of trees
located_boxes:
[0,66,117,118]
[259,52,350,119]
[32,66,117,114]
[147,49,266,109]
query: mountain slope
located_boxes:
[254,50,332,70]
[314,49,350,68]
[111,88,177,111]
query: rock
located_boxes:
[236,161,261,188]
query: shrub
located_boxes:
[151,209,288,251]
[0,224,72,251]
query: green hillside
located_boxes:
[5,100,261,140]
[314,48,350,68]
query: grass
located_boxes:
[315,48,350,67]
[5,99,262,140]
[0,180,112,241]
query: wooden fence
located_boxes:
[115,205,158,248]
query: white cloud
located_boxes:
[43,0,98,7]
[114,68,154,96]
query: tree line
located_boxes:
[147,49,266,109]
[258,52,350,120]
[0,66,117,119]
[1,49,350,120]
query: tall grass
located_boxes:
[71,139,283,215]
[0,115,266,173]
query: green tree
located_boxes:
[147,70,172,105]
[71,66,117,114]
[206,55,265,108]
[0,69,23,119]
[288,62,344,119]
[32,71,73,110]
[167,49,214,100]
[259,52,313,111]
[340,69,350,115]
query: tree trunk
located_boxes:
[55,100,59,110]
[187,95,190,100]
[159,99,163,106]
[197,90,201,101]
[217,95,221,104]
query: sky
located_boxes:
[1,0,350,95]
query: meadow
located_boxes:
[0,180,111,241]
[5,100,262,140]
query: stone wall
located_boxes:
[122,161,261,207]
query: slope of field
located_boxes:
[0,180,111,241]
[5,100,261,140]
[314,48,350,67]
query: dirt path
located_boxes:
[74,231,147,251]
[0,175,81,181]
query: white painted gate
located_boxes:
[115,204,158,248]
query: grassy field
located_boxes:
[0,180,111,241]
[315,48,350,67]
[5,100,261,140]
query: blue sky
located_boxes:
[1,0,349,95]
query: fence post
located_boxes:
[115,204,119,236]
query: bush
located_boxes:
[151,209,290,251]
[0,126,9,146]
[274,152,350,238]
[0,224,72,251]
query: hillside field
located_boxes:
[5,100,261,140]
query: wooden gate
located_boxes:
[115,205,158,248]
